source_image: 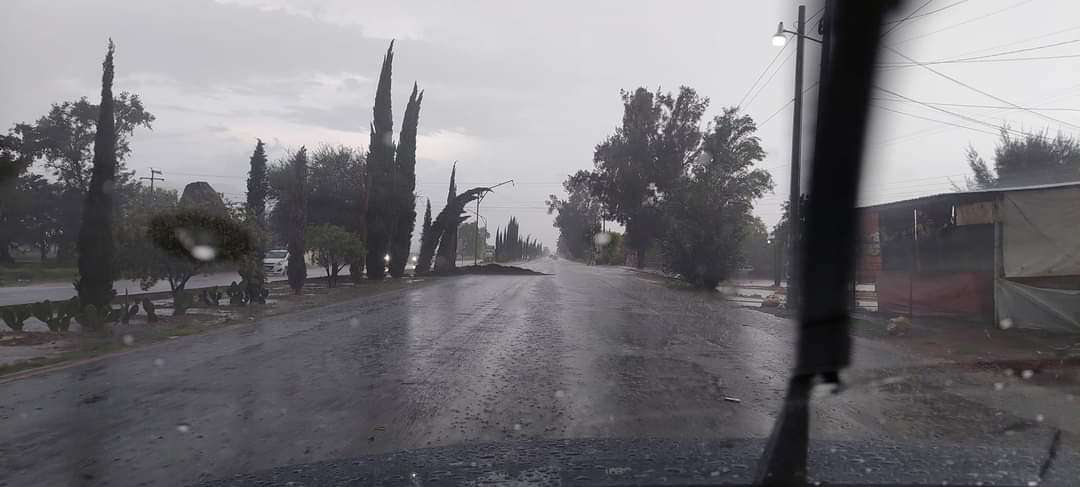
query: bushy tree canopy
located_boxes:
[592,86,708,266]
[307,224,365,288]
[659,107,773,288]
[967,127,1080,188]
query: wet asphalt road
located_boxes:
[0,259,1073,486]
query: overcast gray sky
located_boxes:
[4,0,1079,247]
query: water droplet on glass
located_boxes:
[1005,369,1015,377]
[999,318,1013,330]
[191,245,217,261]
[1027,481,1039,487]
[349,317,359,328]
[1036,414,1045,422]
[176,423,191,433]
[554,390,566,399]
[513,423,522,431]
[19,412,28,419]
[174,228,195,247]
[122,334,135,346]
[1021,369,1034,379]
[994,382,1005,391]
[593,232,612,246]
[154,358,165,367]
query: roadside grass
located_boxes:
[0,276,429,379]
[0,263,79,287]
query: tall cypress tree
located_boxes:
[389,82,423,277]
[246,139,269,227]
[75,39,118,315]
[365,41,395,279]
[242,138,269,301]
[444,163,458,266]
[286,147,309,294]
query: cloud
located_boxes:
[212,0,425,39]
[416,129,483,162]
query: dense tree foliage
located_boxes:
[967,127,1080,188]
[592,87,708,267]
[366,42,396,280]
[268,145,366,241]
[595,231,625,266]
[1,134,35,263]
[390,83,423,277]
[547,170,602,261]
[241,139,269,302]
[6,76,153,263]
[420,186,489,274]
[2,174,62,262]
[116,183,254,315]
[494,217,543,262]
[457,221,490,261]
[442,164,458,266]
[658,107,772,288]
[286,148,309,294]
[307,224,365,288]
[75,40,120,314]
[146,207,254,314]
[739,217,774,278]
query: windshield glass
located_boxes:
[2,1,1079,485]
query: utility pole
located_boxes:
[786,4,806,309]
[474,179,514,265]
[140,168,165,192]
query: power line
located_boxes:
[737,42,791,108]
[880,39,1080,67]
[871,98,1080,112]
[891,0,1038,46]
[873,85,1034,136]
[757,82,820,129]
[891,53,1080,65]
[870,103,1000,136]
[881,0,936,38]
[943,23,1080,60]
[871,81,1080,147]
[881,45,1080,130]
[743,47,797,110]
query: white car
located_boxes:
[263,249,289,274]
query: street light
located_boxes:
[772,22,788,46]
[474,179,514,265]
[771,3,827,309]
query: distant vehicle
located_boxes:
[263,249,289,274]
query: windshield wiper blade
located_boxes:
[754,1,900,485]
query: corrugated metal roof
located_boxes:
[857,180,1080,211]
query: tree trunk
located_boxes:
[349,259,365,283]
[0,241,14,265]
[635,247,646,269]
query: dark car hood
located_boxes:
[199,437,1080,486]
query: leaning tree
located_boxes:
[415,187,491,274]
